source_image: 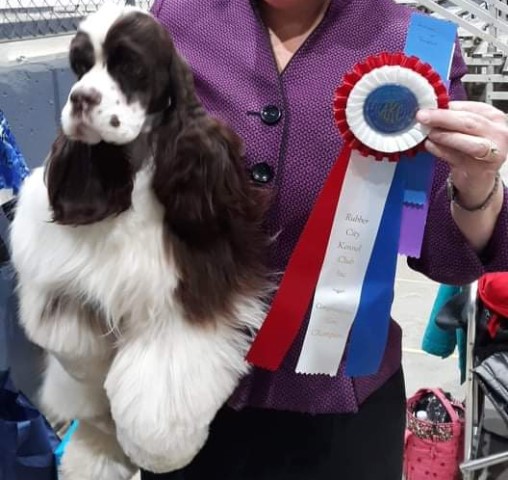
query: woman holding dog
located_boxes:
[142,0,508,478]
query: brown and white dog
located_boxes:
[10,3,268,478]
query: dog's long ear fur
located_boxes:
[45,134,134,225]
[152,56,269,323]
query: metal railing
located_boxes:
[397,0,508,105]
[410,0,508,53]
[0,0,153,41]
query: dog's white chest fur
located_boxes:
[12,166,178,331]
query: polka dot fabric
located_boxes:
[152,0,508,414]
[404,389,465,480]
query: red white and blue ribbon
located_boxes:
[247,14,457,377]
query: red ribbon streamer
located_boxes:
[246,147,352,370]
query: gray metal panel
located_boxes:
[54,58,74,117]
[0,58,63,169]
[0,261,45,403]
[0,212,45,403]
[0,55,70,402]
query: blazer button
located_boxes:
[260,105,282,125]
[251,162,273,184]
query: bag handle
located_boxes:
[411,388,460,423]
[405,429,412,446]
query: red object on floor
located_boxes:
[478,272,508,338]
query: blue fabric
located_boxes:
[0,110,30,196]
[422,284,467,383]
[0,370,59,480]
[422,284,461,357]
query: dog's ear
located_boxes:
[165,51,200,114]
[152,115,269,322]
[45,132,134,225]
[154,119,262,245]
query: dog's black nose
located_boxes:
[70,88,102,113]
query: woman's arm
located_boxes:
[418,101,507,252]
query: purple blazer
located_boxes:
[152,0,508,414]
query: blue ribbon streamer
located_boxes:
[345,13,457,377]
[345,160,406,376]
[403,152,436,205]
[402,14,458,208]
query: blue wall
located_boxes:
[0,55,74,169]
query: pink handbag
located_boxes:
[404,388,465,480]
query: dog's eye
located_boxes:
[69,33,95,79]
[71,56,94,79]
[128,64,147,81]
[116,58,145,78]
[108,49,148,89]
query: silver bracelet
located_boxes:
[446,172,501,212]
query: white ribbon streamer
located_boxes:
[296,151,397,376]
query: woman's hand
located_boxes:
[417,101,507,208]
[416,101,507,252]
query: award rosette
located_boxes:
[334,52,449,161]
[246,16,456,378]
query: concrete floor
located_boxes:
[394,257,465,401]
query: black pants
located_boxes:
[141,369,406,480]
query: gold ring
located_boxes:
[474,139,500,161]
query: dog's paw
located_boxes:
[116,423,208,473]
[59,420,136,480]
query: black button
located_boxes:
[260,105,282,125]
[251,162,273,184]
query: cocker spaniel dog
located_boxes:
[10,3,268,479]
